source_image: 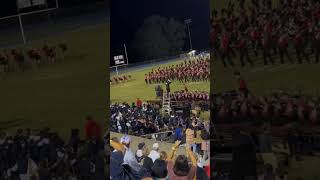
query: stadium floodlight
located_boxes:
[184,18,193,51]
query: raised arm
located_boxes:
[168,140,181,161]
[110,140,126,153]
[186,144,197,166]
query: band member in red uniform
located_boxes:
[0,51,9,72]
[236,32,253,67]
[27,48,42,65]
[278,30,292,64]
[234,71,248,97]
[250,25,260,57]
[293,29,309,64]
[314,27,320,63]
[12,49,25,71]
[136,98,143,108]
[220,29,234,67]
[211,27,219,58]
[262,31,274,65]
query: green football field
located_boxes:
[0,24,108,139]
[110,60,210,103]
[110,60,210,121]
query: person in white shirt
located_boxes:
[148,143,160,162]
[121,135,142,173]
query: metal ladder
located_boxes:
[162,93,171,115]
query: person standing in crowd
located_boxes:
[232,128,257,180]
[137,98,143,108]
[152,151,168,179]
[85,115,102,140]
[166,79,171,94]
[120,135,142,176]
[175,124,183,141]
[259,124,278,171]
[140,144,154,178]
[148,143,160,162]
[167,141,197,180]
[186,128,197,153]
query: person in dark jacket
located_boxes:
[152,151,168,179]
[232,128,257,180]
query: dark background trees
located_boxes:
[132,15,186,60]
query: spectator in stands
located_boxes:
[137,98,143,108]
[232,128,257,180]
[120,135,143,178]
[175,124,183,141]
[149,143,160,162]
[167,140,197,180]
[259,124,278,171]
[110,137,127,179]
[258,164,286,180]
[136,142,146,163]
[85,115,102,139]
[140,145,154,178]
[0,126,106,180]
[152,151,168,179]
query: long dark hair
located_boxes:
[173,155,190,176]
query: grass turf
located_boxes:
[0,23,108,139]
[110,60,210,103]
[110,60,210,121]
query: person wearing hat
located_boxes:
[120,135,143,177]
[148,143,160,162]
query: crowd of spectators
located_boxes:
[211,0,320,67]
[144,57,210,84]
[0,116,105,180]
[110,134,210,180]
[213,121,320,180]
[0,42,67,72]
[110,100,210,137]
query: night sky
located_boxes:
[110,0,210,66]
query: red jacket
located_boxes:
[236,37,247,49]
[278,35,288,48]
[136,99,143,107]
[85,120,102,139]
[239,79,247,90]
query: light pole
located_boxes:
[184,18,193,51]
[124,43,128,64]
